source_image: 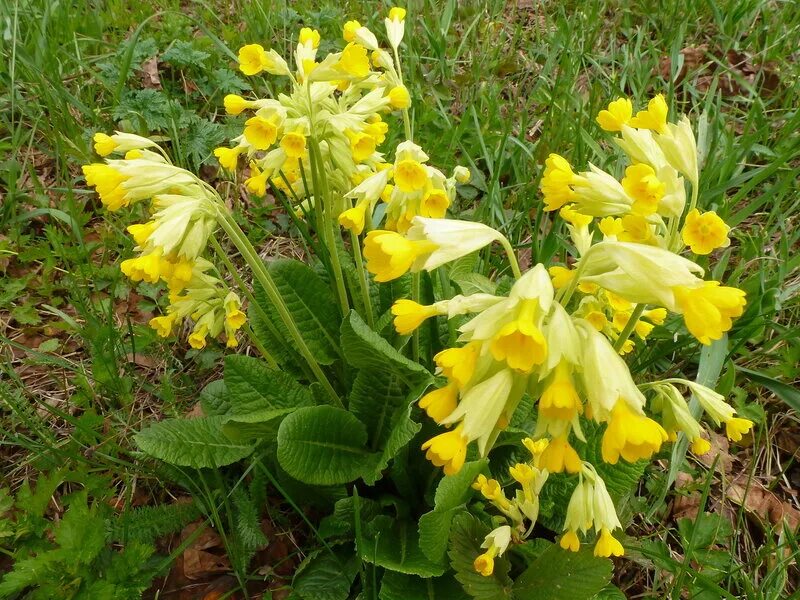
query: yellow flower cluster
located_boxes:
[216,8,469,237]
[365,95,753,570]
[83,135,246,349]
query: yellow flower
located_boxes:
[299,27,320,48]
[559,204,592,227]
[223,94,251,115]
[245,162,268,197]
[339,43,370,77]
[120,251,166,284]
[149,314,177,338]
[681,208,730,255]
[629,93,668,133]
[601,400,668,464]
[594,528,624,557]
[434,343,479,389]
[618,339,635,355]
[490,300,547,372]
[421,425,468,475]
[127,221,156,247]
[540,153,578,211]
[473,552,494,577]
[673,281,746,345]
[560,530,581,552]
[621,164,664,216]
[596,97,632,132]
[420,189,449,218]
[690,436,711,455]
[473,526,511,577]
[618,214,653,243]
[363,230,437,282]
[585,310,608,332]
[280,131,307,159]
[164,258,194,292]
[226,307,247,330]
[725,417,754,442]
[388,85,411,109]
[522,437,549,458]
[643,307,667,325]
[214,146,243,171]
[392,299,438,335]
[93,133,117,156]
[238,44,269,76]
[539,434,582,474]
[338,202,369,235]
[188,324,209,350]
[82,164,131,211]
[364,119,389,144]
[539,362,582,421]
[348,131,376,162]
[394,159,428,192]
[418,383,458,424]
[244,115,279,149]
[343,20,361,42]
[388,6,407,20]
[598,216,625,238]
[548,265,575,289]
[453,166,471,184]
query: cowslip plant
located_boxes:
[82,7,754,598]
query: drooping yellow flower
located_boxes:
[473,526,511,578]
[539,434,582,474]
[391,299,438,335]
[601,400,668,464]
[127,221,156,247]
[188,323,209,350]
[643,307,667,325]
[539,362,582,421]
[434,343,479,389]
[681,208,730,255]
[388,85,411,109]
[548,265,575,289]
[629,94,669,133]
[559,204,592,227]
[594,528,624,558]
[347,130,376,162]
[280,131,307,159]
[394,159,428,192]
[690,436,711,455]
[245,162,268,196]
[93,133,117,156]
[418,383,458,423]
[120,251,167,284]
[299,27,321,48]
[343,20,362,42]
[421,425,468,475]
[339,43,370,77]
[596,97,633,132]
[598,216,625,238]
[453,166,471,184]
[388,6,407,20]
[149,313,177,338]
[560,530,581,552]
[363,230,437,282]
[82,164,131,211]
[214,146,244,171]
[725,417,754,442]
[673,281,746,345]
[622,163,664,216]
[238,44,269,76]
[244,115,279,149]
[338,202,369,235]
[618,214,654,244]
[420,189,449,218]
[490,299,547,372]
[163,258,194,292]
[540,153,579,211]
[585,310,608,332]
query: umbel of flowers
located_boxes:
[365,95,751,569]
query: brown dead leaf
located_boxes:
[185,402,205,419]
[141,57,162,90]
[696,431,734,473]
[726,474,800,532]
[183,549,230,581]
[672,472,701,521]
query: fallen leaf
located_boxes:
[726,474,800,532]
[141,57,162,90]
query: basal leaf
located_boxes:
[224,354,313,416]
[135,416,254,468]
[448,512,512,600]
[277,406,379,485]
[512,544,612,600]
[380,571,470,600]
[359,515,446,577]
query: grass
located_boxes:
[1,0,799,597]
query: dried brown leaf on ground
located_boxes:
[726,474,800,532]
[181,523,231,581]
[141,57,162,90]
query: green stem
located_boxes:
[393,46,412,141]
[498,235,522,279]
[411,272,420,362]
[350,230,374,328]
[613,303,647,352]
[307,135,350,316]
[215,208,341,406]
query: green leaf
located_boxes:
[277,406,379,485]
[224,354,313,416]
[268,259,342,365]
[380,571,470,600]
[419,461,488,562]
[135,416,254,468]
[293,546,358,600]
[359,515,446,577]
[738,366,800,413]
[364,403,421,485]
[592,584,626,599]
[340,311,432,388]
[349,369,406,447]
[448,513,512,599]
[573,421,646,497]
[512,544,612,600]
[199,380,229,416]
